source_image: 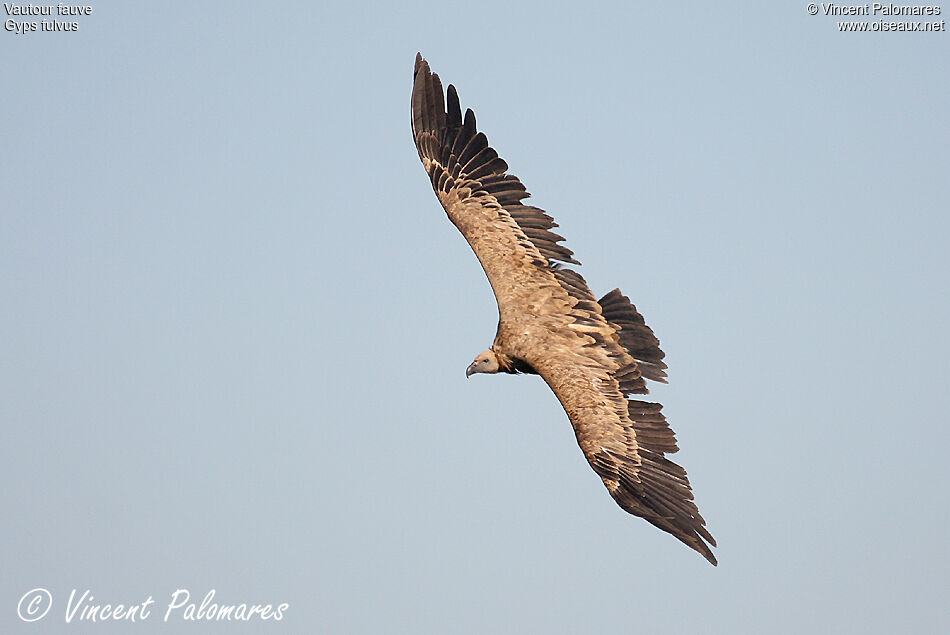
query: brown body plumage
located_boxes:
[411,54,717,565]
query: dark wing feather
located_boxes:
[412,54,715,565]
[599,288,669,384]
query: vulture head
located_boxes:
[466,350,501,377]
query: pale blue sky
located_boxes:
[3,2,948,633]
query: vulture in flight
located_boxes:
[411,54,717,566]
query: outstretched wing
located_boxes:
[411,54,586,330]
[528,348,717,565]
[411,54,716,565]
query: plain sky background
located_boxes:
[3,2,948,633]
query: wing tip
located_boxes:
[414,52,426,77]
[411,54,446,145]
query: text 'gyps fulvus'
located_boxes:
[411,54,717,565]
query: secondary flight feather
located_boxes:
[411,54,716,565]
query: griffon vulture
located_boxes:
[411,54,717,565]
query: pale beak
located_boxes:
[465,362,477,378]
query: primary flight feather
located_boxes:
[411,54,716,565]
